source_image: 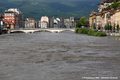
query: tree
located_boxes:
[76,17,88,28]
[105,24,109,30]
[116,24,119,32]
[105,23,112,31]
[76,21,81,28]
[112,23,116,32]
[109,1,120,9]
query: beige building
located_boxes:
[89,0,120,32]
[109,10,120,32]
[89,12,97,29]
[40,16,49,28]
[96,13,103,30]
[89,10,113,30]
[111,10,120,26]
[101,11,111,29]
[25,18,36,29]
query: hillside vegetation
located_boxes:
[0,0,99,19]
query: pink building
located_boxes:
[3,8,23,29]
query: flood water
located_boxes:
[0,32,120,80]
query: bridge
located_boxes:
[9,28,75,33]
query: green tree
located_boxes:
[80,17,87,26]
[109,1,120,9]
[105,24,109,30]
[76,17,88,28]
[105,24,112,31]
[116,24,119,32]
[76,21,81,28]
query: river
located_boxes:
[0,32,119,80]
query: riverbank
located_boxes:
[75,28,107,37]
[107,33,120,36]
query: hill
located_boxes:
[0,0,100,19]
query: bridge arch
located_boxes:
[60,29,75,33]
[39,30,60,33]
[10,30,25,33]
[33,30,52,33]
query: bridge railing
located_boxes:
[10,28,75,31]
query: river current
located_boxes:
[0,32,119,80]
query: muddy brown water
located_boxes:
[0,32,119,80]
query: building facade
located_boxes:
[40,16,49,28]
[49,17,54,28]
[3,8,23,29]
[0,14,4,30]
[64,17,75,28]
[89,0,120,32]
[25,18,36,29]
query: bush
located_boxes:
[94,31,107,37]
[105,24,112,31]
[88,29,95,35]
[76,28,107,37]
[75,28,79,33]
[75,28,89,34]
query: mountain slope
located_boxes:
[0,0,100,19]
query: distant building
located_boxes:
[59,17,65,28]
[53,18,61,28]
[51,17,65,28]
[53,18,58,28]
[3,11,17,29]
[64,17,75,28]
[25,18,36,29]
[70,17,75,28]
[49,17,54,28]
[64,19,70,28]
[38,20,41,28]
[41,21,48,29]
[40,16,49,28]
[0,14,4,29]
[3,8,23,29]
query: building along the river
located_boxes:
[25,18,36,29]
[40,16,49,29]
[3,8,23,29]
[89,0,120,32]
[64,17,75,28]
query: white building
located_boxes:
[40,16,49,28]
[64,17,75,28]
